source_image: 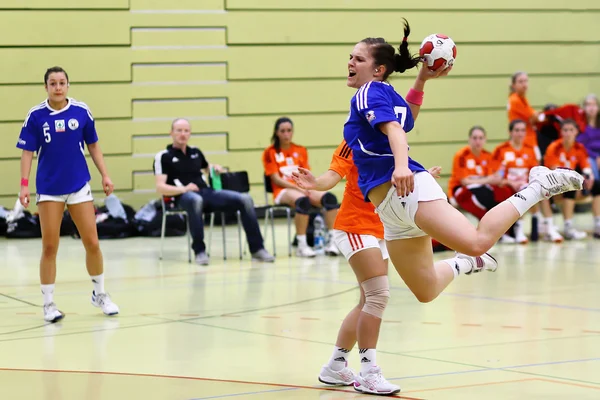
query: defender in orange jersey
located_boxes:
[292,139,441,392]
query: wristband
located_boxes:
[406,88,424,106]
[20,178,29,187]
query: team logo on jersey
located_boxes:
[466,159,476,169]
[366,110,376,122]
[68,119,79,130]
[55,120,65,132]
[275,152,285,163]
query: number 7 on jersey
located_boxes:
[394,106,407,128]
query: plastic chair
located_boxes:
[263,175,292,257]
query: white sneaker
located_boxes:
[456,252,498,273]
[353,366,400,395]
[543,225,564,243]
[514,221,529,244]
[318,364,356,386]
[529,166,584,199]
[43,302,64,323]
[296,245,316,258]
[565,227,587,240]
[499,234,516,244]
[91,291,119,316]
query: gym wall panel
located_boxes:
[227,44,600,80]
[0,0,129,8]
[131,28,227,48]
[133,172,157,191]
[132,118,229,136]
[133,133,227,155]
[130,0,225,10]
[0,123,23,159]
[0,48,131,84]
[225,0,600,10]
[132,47,228,64]
[132,63,227,83]
[0,84,132,122]
[95,120,135,155]
[227,76,600,116]
[132,99,227,120]
[0,11,130,46]
[130,12,227,29]
[226,11,597,44]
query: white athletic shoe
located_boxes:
[565,227,587,240]
[318,364,356,386]
[543,225,564,243]
[324,241,340,256]
[456,252,498,273]
[296,245,316,258]
[91,291,119,316]
[529,166,584,199]
[43,302,64,323]
[353,366,400,395]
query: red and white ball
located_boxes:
[419,34,457,71]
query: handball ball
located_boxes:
[419,34,457,71]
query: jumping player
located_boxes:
[17,66,119,322]
[340,21,583,391]
[293,140,441,395]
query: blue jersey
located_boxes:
[16,98,99,195]
[343,81,426,201]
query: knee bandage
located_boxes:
[360,275,390,319]
[321,192,339,211]
[294,196,311,215]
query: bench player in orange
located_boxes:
[490,119,541,243]
[541,119,597,240]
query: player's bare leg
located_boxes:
[38,201,67,322]
[68,201,119,316]
[279,189,315,257]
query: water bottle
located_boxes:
[313,214,325,255]
[211,166,222,190]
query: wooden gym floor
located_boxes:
[0,213,599,399]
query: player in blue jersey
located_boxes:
[339,20,584,394]
[17,66,120,323]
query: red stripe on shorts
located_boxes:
[346,232,356,251]
[355,234,364,249]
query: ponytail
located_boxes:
[394,19,421,73]
[360,18,420,81]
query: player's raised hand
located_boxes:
[418,62,453,81]
[292,167,317,190]
[102,175,114,196]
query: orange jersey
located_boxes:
[491,141,539,182]
[543,139,590,171]
[447,146,493,198]
[262,143,309,200]
[508,92,538,148]
[329,140,384,239]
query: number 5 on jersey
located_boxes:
[43,124,51,143]
[394,106,407,128]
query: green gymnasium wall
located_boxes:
[1,0,599,211]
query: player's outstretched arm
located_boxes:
[88,142,114,196]
[292,167,342,191]
[19,150,34,207]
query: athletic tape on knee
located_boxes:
[360,275,390,319]
[321,192,339,211]
[294,196,311,215]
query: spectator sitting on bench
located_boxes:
[153,118,275,265]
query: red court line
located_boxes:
[534,378,600,390]
[501,325,522,329]
[582,330,600,334]
[0,367,424,400]
[542,327,563,332]
[403,378,536,394]
[462,323,482,327]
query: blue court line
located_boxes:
[301,277,600,313]
[388,357,600,382]
[189,387,298,399]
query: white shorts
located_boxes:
[36,182,94,205]
[331,229,389,261]
[374,171,447,241]
[274,188,289,205]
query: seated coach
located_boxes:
[153,118,275,265]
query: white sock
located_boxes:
[564,219,573,230]
[506,185,544,217]
[359,348,377,374]
[41,284,55,305]
[544,217,554,227]
[442,257,472,277]
[328,346,351,371]
[90,274,105,295]
[297,235,308,247]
